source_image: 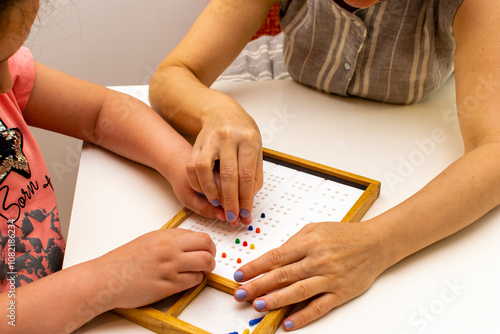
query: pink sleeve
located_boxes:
[8,47,35,112]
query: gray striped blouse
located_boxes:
[280,0,464,104]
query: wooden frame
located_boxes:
[112,148,381,333]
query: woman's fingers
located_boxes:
[229,222,385,330]
[237,144,262,225]
[248,276,327,307]
[233,243,308,305]
[253,151,264,196]
[183,108,262,225]
[234,265,344,330]
[281,293,343,331]
[219,143,240,225]
[194,151,220,207]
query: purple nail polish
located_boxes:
[284,320,294,330]
[233,270,244,282]
[255,299,266,310]
[226,211,236,222]
[240,208,250,218]
[235,289,247,301]
[211,199,220,207]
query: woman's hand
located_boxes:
[186,99,263,226]
[232,221,390,330]
[148,0,275,226]
[96,229,217,310]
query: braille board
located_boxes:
[112,148,381,334]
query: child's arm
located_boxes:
[23,62,224,220]
[0,228,216,333]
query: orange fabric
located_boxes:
[252,4,282,40]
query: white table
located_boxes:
[65,78,500,333]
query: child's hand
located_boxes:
[167,158,226,221]
[96,228,216,310]
[231,221,391,330]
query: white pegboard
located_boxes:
[179,160,365,280]
[177,286,265,334]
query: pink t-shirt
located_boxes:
[0,48,65,292]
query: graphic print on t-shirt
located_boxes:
[0,117,65,289]
[0,119,31,183]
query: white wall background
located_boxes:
[24,0,209,239]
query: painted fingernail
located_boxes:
[284,320,294,330]
[240,208,250,218]
[255,299,266,310]
[211,199,220,207]
[226,211,236,222]
[233,270,244,282]
[235,289,247,301]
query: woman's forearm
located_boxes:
[372,142,500,269]
[148,0,278,135]
[149,65,226,136]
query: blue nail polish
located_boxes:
[211,199,220,207]
[233,270,244,282]
[235,289,247,300]
[240,208,250,218]
[284,320,294,329]
[255,299,266,310]
[226,211,236,221]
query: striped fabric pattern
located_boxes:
[218,33,291,82]
[218,0,464,105]
[280,0,464,104]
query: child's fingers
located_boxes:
[183,187,225,221]
[177,250,216,273]
[164,272,206,294]
[177,231,217,256]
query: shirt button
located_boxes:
[352,20,362,27]
[344,62,351,70]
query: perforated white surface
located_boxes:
[180,160,365,280]
[177,286,264,334]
